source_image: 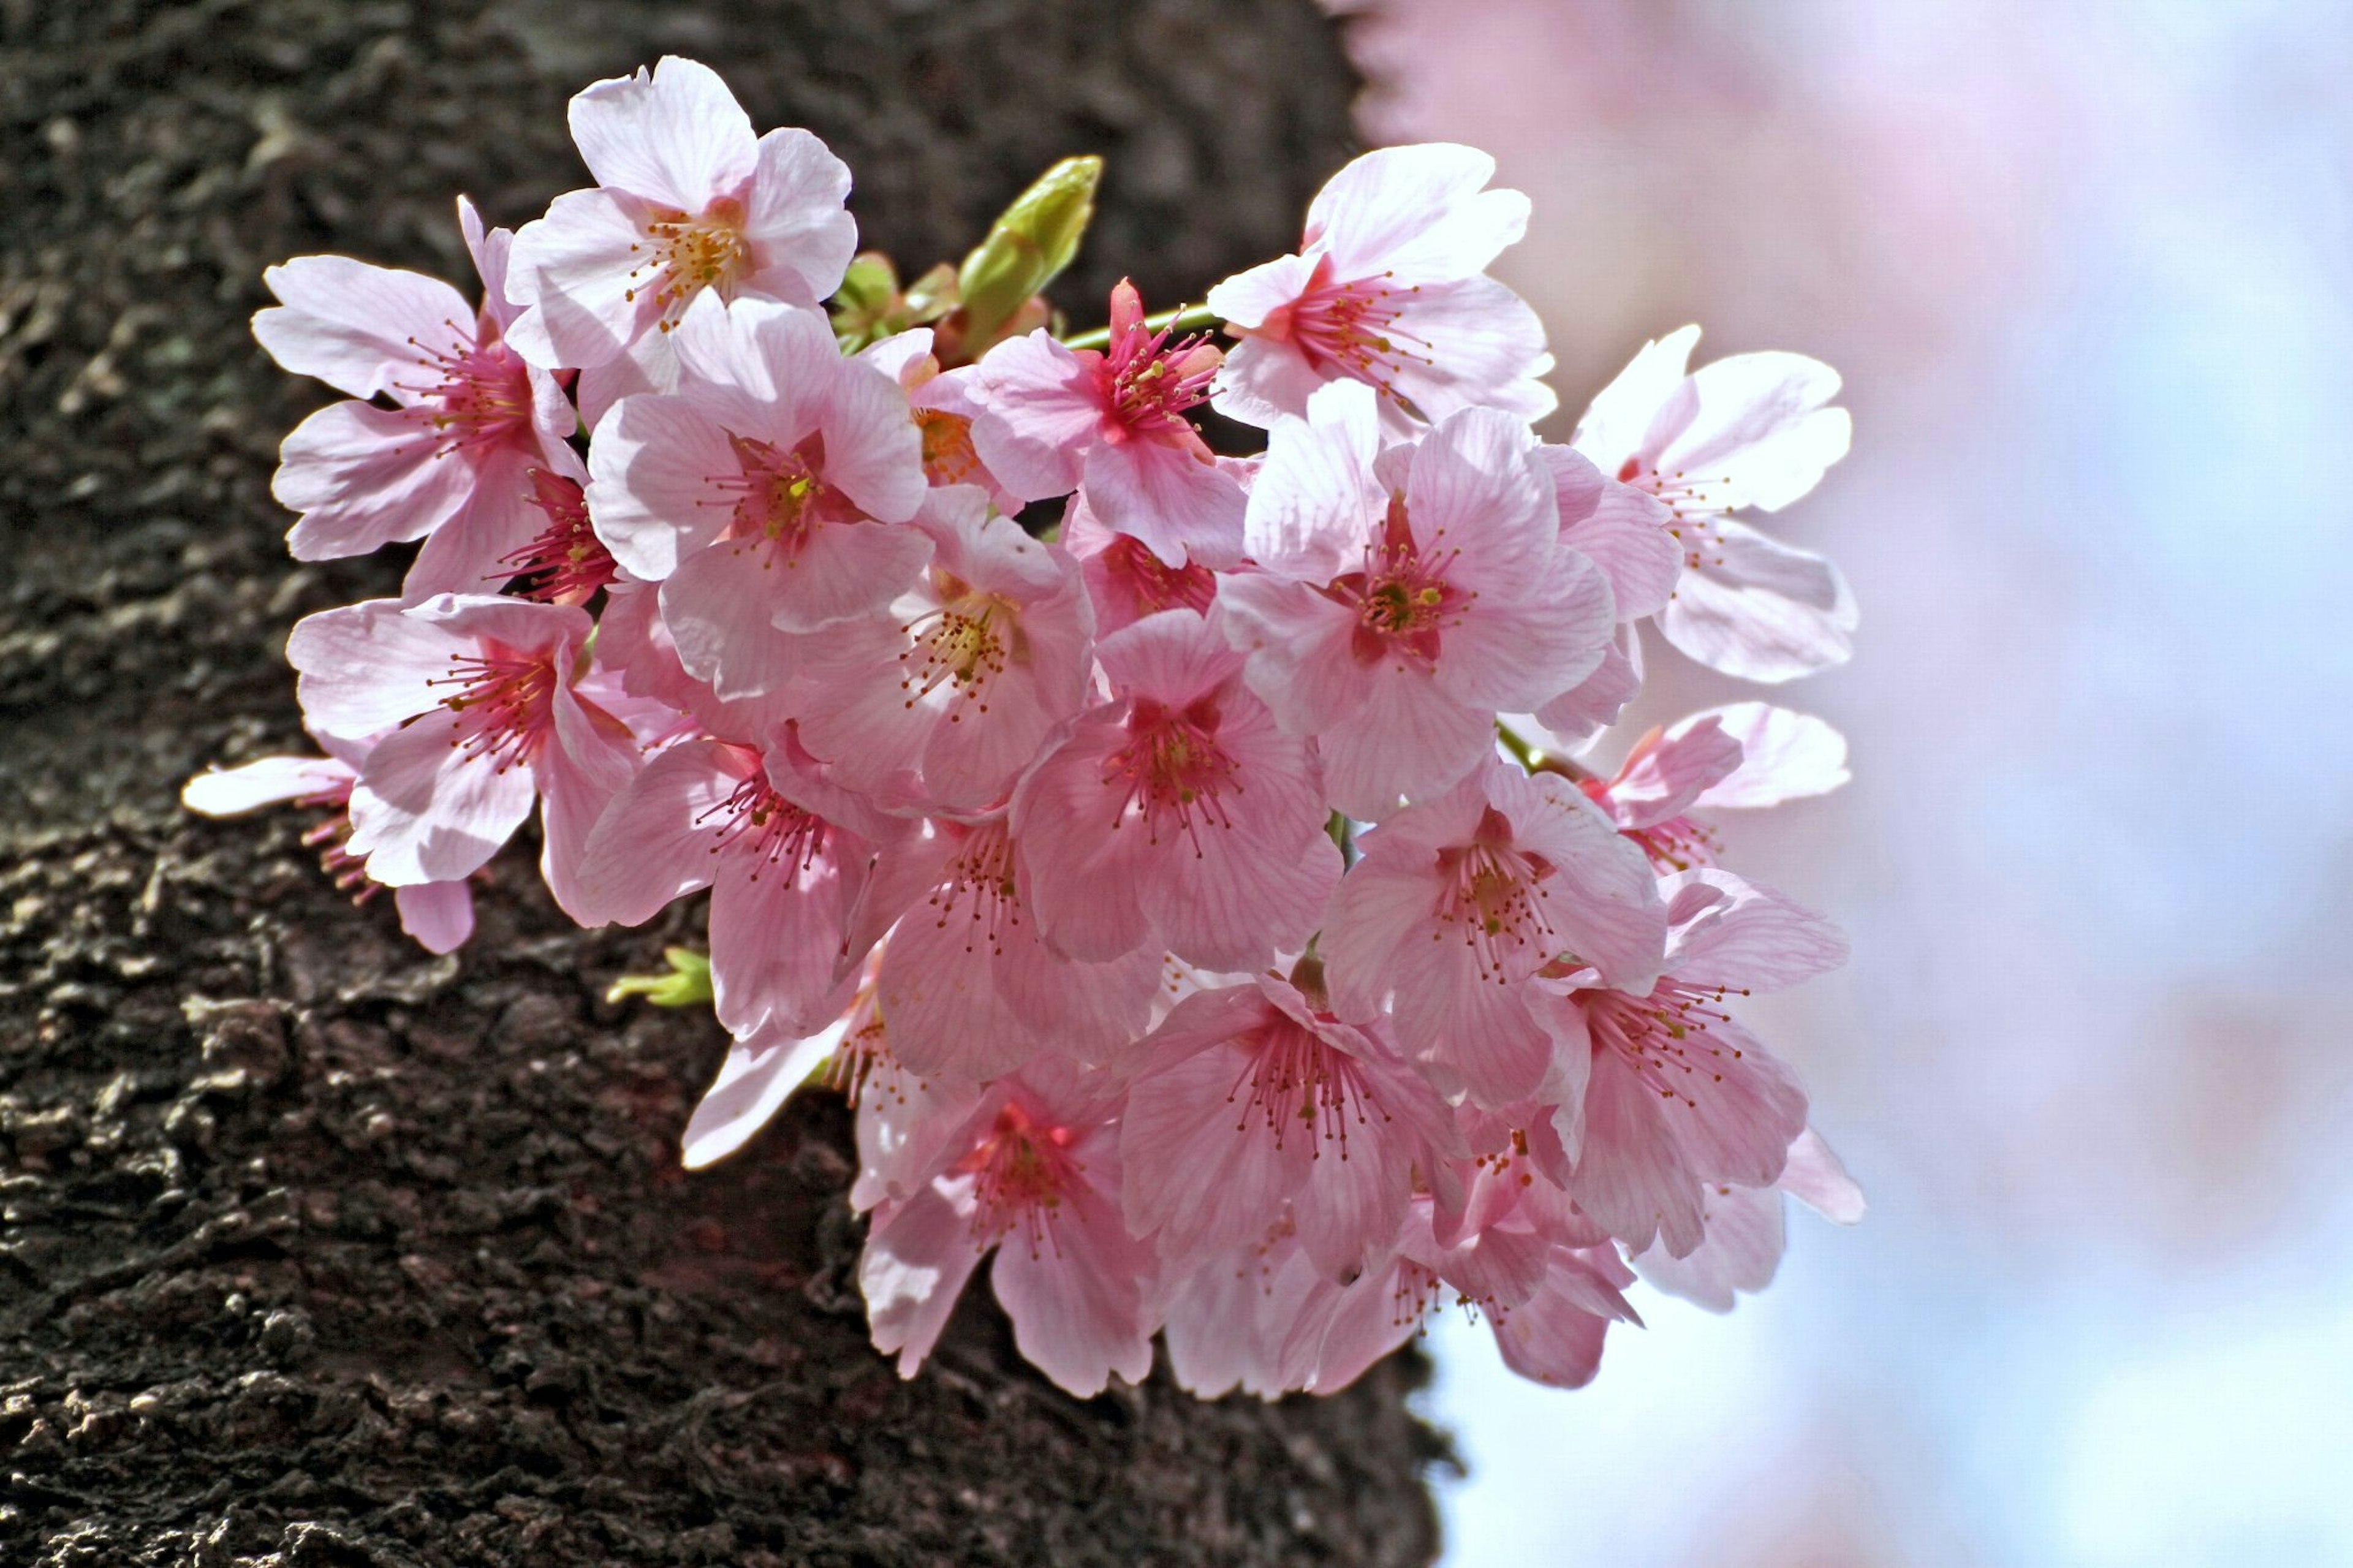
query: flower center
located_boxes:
[915,407,985,487]
[1335,497,1470,668]
[1103,314,1220,441]
[1431,808,1559,980]
[958,1099,1084,1256]
[708,431,838,564]
[899,572,1012,716]
[1580,978,1752,1110]
[498,469,618,605]
[417,643,560,773]
[926,821,1025,958]
[1097,535,1218,619]
[1285,260,1432,401]
[396,319,532,458]
[627,197,751,332]
[1101,695,1239,850]
[1227,1017,1383,1161]
[693,753,829,884]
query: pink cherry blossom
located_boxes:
[1121,973,1459,1282]
[286,594,640,923]
[857,327,1023,512]
[504,56,857,423]
[1321,759,1666,1109]
[1292,1194,1638,1394]
[859,1060,1158,1396]
[790,486,1096,812]
[1580,702,1852,871]
[487,464,621,605]
[587,294,928,699]
[254,197,575,593]
[1060,477,1233,635]
[181,748,474,954]
[1573,325,1857,683]
[1011,607,1342,973]
[1539,868,1849,1257]
[1220,383,1614,818]
[971,280,1246,566]
[1208,143,1554,436]
[865,812,1164,1081]
[574,729,911,1040]
[1630,1126,1866,1311]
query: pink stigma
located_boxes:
[693,751,829,885]
[498,469,618,605]
[1100,279,1220,441]
[1101,694,1240,851]
[416,643,560,773]
[958,1098,1085,1257]
[1581,978,1753,1110]
[1334,496,1471,669]
[396,317,533,458]
[1226,1017,1382,1161]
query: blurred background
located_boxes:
[1318,2,2353,1564]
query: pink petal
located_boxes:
[181,755,354,816]
[1631,1182,1784,1312]
[584,388,751,580]
[1570,325,1701,475]
[345,715,538,885]
[1315,665,1493,821]
[740,127,857,306]
[1659,350,1849,512]
[566,56,757,211]
[1239,379,1384,581]
[1492,767,1669,993]
[989,1156,1158,1395]
[1432,548,1614,712]
[969,330,1104,500]
[1607,713,1746,828]
[572,738,737,926]
[1529,624,1644,745]
[1690,702,1851,809]
[1381,276,1556,433]
[1782,1126,1867,1223]
[1305,143,1529,285]
[1664,868,1849,992]
[504,187,662,371]
[274,401,474,560]
[816,350,928,525]
[1659,518,1857,683]
[657,545,818,700]
[1203,251,1320,332]
[1540,445,1681,621]
[862,1180,987,1379]
[253,256,474,401]
[1080,439,1246,571]
[681,1017,846,1170]
[1487,1248,1637,1388]
[393,880,476,955]
[708,855,857,1039]
[1206,332,1333,431]
[1401,407,1556,594]
[1568,1046,1703,1256]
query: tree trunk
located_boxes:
[0,3,1449,1562]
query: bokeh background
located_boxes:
[1318,2,2353,1564]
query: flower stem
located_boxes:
[1059,303,1222,354]
[1495,721,1540,771]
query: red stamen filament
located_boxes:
[1101,696,1240,854]
[1226,1018,1384,1161]
[1582,978,1753,1109]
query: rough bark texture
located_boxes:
[0,4,1452,1563]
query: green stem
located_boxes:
[1495,720,1540,771]
[1059,303,1222,353]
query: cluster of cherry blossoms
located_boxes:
[188,56,1867,1400]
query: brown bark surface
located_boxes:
[0,4,1449,1562]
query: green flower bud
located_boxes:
[606,947,714,1009]
[955,154,1102,354]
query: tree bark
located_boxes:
[0,3,1449,1562]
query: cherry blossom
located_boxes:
[1208,143,1555,436]
[222,68,1870,1407]
[587,293,928,698]
[971,280,1246,565]
[1573,325,1857,683]
[1220,382,1614,818]
[790,486,1096,811]
[181,748,474,953]
[1012,607,1342,972]
[1536,868,1849,1257]
[859,1059,1157,1396]
[1121,972,1459,1281]
[574,729,912,1040]
[287,593,643,923]
[505,56,857,422]
[254,197,576,593]
[1321,760,1666,1108]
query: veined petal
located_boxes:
[254,256,474,400]
[1659,518,1856,683]
[567,55,758,210]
